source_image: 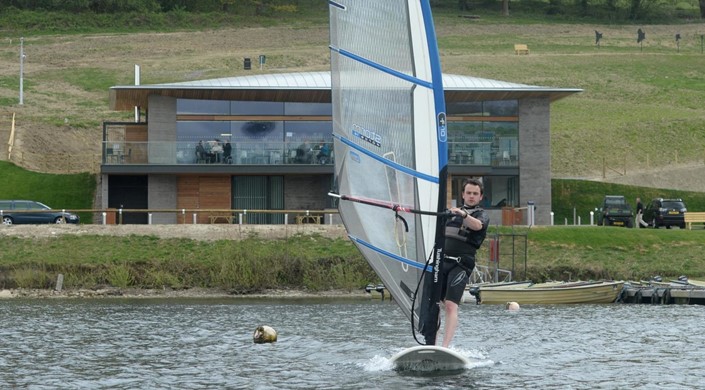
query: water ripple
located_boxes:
[1,299,704,389]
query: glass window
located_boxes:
[284,121,332,142]
[230,121,284,141]
[285,102,332,115]
[230,101,284,115]
[448,121,482,141]
[446,101,483,116]
[177,99,230,115]
[484,100,518,116]
[14,201,32,209]
[177,122,229,142]
[451,176,518,209]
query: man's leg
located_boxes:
[442,300,459,348]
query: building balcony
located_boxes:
[100,140,517,170]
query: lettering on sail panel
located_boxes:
[351,124,382,147]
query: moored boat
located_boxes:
[477,280,625,305]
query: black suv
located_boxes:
[643,198,687,229]
[596,195,634,228]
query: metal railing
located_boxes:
[0,208,341,225]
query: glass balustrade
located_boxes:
[102,140,517,167]
[102,140,335,166]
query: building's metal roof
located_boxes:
[109,71,582,111]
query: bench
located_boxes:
[296,214,322,224]
[209,215,235,224]
[514,44,530,55]
[684,212,705,230]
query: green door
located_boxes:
[232,176,284,224]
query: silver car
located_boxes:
[0,200,80,225]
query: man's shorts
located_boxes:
[441,261,470,305]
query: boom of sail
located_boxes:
[328,0,448,345]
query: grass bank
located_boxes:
[0,233,375,292]
[0,226,703,292]
[0,161,95,222]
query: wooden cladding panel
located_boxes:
[176,176,232,224]
[125,125,148,141]
[125,124,148,164]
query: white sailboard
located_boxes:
[390,346,471,372]
[328,0,457,368]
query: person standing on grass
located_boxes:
[635,197,648,228]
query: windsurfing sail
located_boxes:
[328,0,448,345]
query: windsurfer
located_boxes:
[440,178,489,347]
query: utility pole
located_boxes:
[19,37,25,105]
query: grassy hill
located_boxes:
[1,9,703,179]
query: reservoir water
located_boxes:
[1,298,703,389]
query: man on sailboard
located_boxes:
[440,178,489,347]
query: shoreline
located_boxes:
[0,287,374,300]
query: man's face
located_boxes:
[462,183,483,207]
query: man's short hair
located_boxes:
[462,178,484,195]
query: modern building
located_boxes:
[103,71,580,225]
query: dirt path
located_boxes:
[572,162,705,193]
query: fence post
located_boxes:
[573,207,576,225]
[118,208,123,224]
[192,213,197,224]
[284,213,289,225]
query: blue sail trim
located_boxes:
[328,1,345,10]
[330,46,434,91]
[335,134,439,184]
[349,235,433,272]
[419,1,448,169]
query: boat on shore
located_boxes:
[473,280,625,305]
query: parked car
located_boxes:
[0,200,80,225]
[643,198,686,229]
[595,195,634,227]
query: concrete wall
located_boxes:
[518,97,551,225]
[147,95,177,164]
[284,175,332,210]
[100,173,109,210]
[148,175,177,224]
